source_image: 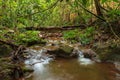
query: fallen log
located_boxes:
[25,25,86,31]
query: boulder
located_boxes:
[81,49,97,59]
[95,45,120,62]
[47,44,78,58]
[81,49,101,62]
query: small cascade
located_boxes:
[25,49,53,67]
[24,44,119,80]
[77,50,94,65]
[78,50,84,58]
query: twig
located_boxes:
[100,6,109,12]
[77,1,106,22]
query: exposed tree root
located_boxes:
[0,39,18,49]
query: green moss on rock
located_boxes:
[96,45,120,62]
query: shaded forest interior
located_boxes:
[0,0,120,80]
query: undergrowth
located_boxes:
[0,29,46,46]
[63,27,95,45]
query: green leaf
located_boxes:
[46,0,51,3]
[82,0,87,6]
[112,0,119,2]
[102,0,107,3]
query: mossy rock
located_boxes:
[26,40,46,46]
[95,45,120,62]
[22,67,34,73]
[48,44,78,58]
[59,45,73,54]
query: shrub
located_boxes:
[63,29,79,43]
[79,27,95,44]
[63,27,95,44]
[15,31,45,45]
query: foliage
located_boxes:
[102,0,119,3]
[0,0,119,27]
[63,29,79,43]
[0,0,119,47]
[0,29,15,40]
[0,29,45,46]
[96,45,120,62]
[15,31,45,45]
[79,27,95,44]
[63,27,95,44]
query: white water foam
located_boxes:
[78,50,94,65]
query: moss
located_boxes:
[63,27,95,44]
[22,67,34,73]
[96,45,120,62]
[59,45,74,54]
[15,31,46,46]
[48,44,78,58]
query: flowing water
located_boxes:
[25,37,120,80]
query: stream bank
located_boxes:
[0,27,120,80]
[24,33,120,80]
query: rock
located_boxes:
[22,67,34,73]
[81,49,96,59]
[95,45,120,62]
[114,62,120,71]
[48,44,78,58]
[59,44,73,54]
[81,49,101,62]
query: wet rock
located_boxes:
[48,44,79,58]
[22,66,34,78]
[95,45,120,62]
[80,49,101,62]
[81,49,96,59]
[114,62,120,71]
[59,44,73,54]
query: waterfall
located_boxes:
[77,50,94,65]
[78,50,84,58]
[25,49,53,66]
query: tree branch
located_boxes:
[77,1,106,22]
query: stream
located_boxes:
[25,37,120,80]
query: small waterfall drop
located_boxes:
[77,50,94,65]
[25,49,53,72]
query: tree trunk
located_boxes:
[94,0,103,17]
